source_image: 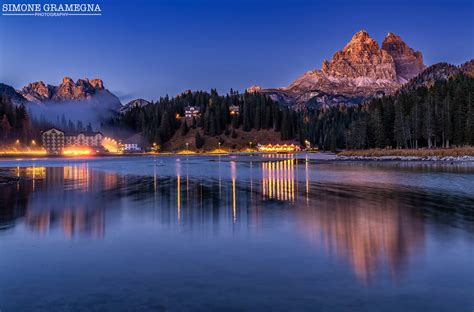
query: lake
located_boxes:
[0,155,473,311]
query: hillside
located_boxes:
[162,121,294,152]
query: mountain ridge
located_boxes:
[250,30,427,108]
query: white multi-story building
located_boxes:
[64,132,104,147]
[184,106,200,118]
[41,128,104,154]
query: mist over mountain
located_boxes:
[0,77,122,127]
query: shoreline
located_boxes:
[1,151,474,162]
[336,155,474,162]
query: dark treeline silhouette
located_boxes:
[0,96,35,146]
[106,89,298,145]
[298,73,474,151]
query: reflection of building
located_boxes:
[41,128,65,155]
[184,106,200,118]
[41,127,103,154]
[9,166,118,238]
[26,207,105,239]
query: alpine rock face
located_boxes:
[20,77,121,109]
[119,98,151,113]
[254,30,426,108]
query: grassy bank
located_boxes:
[338,147,474,158]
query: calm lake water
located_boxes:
[0,155,473,311]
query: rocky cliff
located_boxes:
[119,98,151,113]
[20,77,121,109]
[255,30,426,108]
[382,32,425,82]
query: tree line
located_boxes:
[0,95,34,146]
[2,72,472,151]
[299,73,473,150]
[106,89,298,145]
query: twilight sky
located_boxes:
[0,0,473,102]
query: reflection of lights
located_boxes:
[176,159,182,223]
[177,175,181,223]
[305,156,309,204]
[262,156,295,202]
[231,161,237,223]
[64,165,90,190]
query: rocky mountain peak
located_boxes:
[246,85,262,93]
[342,30,380,54]
[256,30,427,108]
[382,32,425,82]
[20,77,119,108]
[322,30,396,81]
[90,79,104,90]
[62,76,74,85]
[21,81,52,101]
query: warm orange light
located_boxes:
[0,145,47,155]
[257,144,300,153]
[101,137,123,153]
[0,149,47,155]
[62,146,94,156]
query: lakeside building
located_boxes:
[41,128,104,155]
[257,143,300,153]
[64,131,104,147]
[184,106,200,118]
[229,105,240,115]
[41,128,65,155]
[122,133,145,153]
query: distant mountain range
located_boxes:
[22,77,121,109]
[1,30,473,113]
[247,30,471,108]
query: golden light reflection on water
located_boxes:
[262,155,295,202]
[0,158,436,284]
[231,160,237,223]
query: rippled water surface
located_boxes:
[0,155,473,311]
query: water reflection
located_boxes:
[261,155,295,201]
[0,156,473,286]
[298,185,425,284]
[1,166,115,238]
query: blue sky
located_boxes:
[1,0,473,102]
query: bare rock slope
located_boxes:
[254,30,426,108]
